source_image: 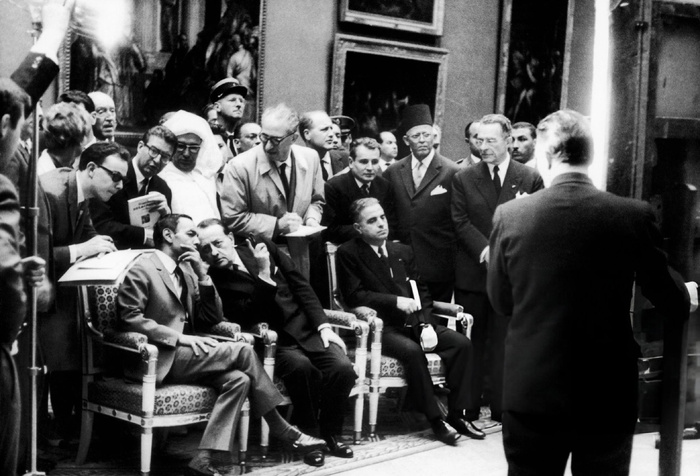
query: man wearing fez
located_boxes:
[382,104,459,302]
[323,137,395,244]
[90,125,176,249]
[210,78,248,156]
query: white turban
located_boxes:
[162,110,223,179]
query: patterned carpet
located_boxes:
[38,392,499,475]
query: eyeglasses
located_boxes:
[175,142,202,154]
[95,107,116,116]
[96,164,124,183]
[407,132,433,141]
[144,143,172,162]
[260,131,294,146]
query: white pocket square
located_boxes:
[431,186,447,196]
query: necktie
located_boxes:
[228,135,238,157]
[361,184,370,197]
[493,165,502,196]
[279,163,290,198]
[139,178,150,196]
[322,160,329,181]
[413,160,424,189]
[378,246,391,276]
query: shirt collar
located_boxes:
[471,154,482,164]
[132,157,147,186]
[411,149,435,169]
[487,155,510,174]
[353,176,369,190]
[76,171,86,204]
[156,250,178,275]
[370,242,388,258]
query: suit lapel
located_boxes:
[498,161,523,206]
[398,158,416,198]
[124,162,139,198]
[235,244,261,278]
[414,155,441,196]
[358,241,396,293]
[289,149,304,212]
[474,162,498,212]
[151,253,182,305]
[67,172,80,235]
[259,149,287,200]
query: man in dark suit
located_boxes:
[323,137,394,244]
[451,114,544,425]
[455,121,482,167]
[118,214,324,476]
[40,142,124,441]
[197,218,356,467]
[210,78,248,156]
[383,104,459,302]
[336,198,485,445]
[488,109,696,476]
[90,125,176,249]
[299,110,349,180]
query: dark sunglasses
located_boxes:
[96,164,124,183]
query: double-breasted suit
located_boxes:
[488,173,690,473]
[208,239,355,436]
[451,158,543,421]
[118,252,283,452]
[40,168,98,372]
[383,153,459,302]
[322,172,395,244]
[220,144,325,241]
[91,160,172,250]
[337,238,474,420]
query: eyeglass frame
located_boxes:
[96,164,124,183]
[260,130,295,146]
[142,142,173,162]
[175,142,202,154]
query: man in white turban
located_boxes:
[159,110,223,225]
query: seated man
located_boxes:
[323,137,395,244]
[336,198,485,445]
[197,218,356,467]
[90,125,175,249]
[117,214,325,476]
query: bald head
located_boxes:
[88,92,116,140]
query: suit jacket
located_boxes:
[329,149,350,175]
[92,161,172,250]
[383,153,458,284]
[40,168,98,371]
[0,174,26,346]
[337,238,434,331]
[117,252,223,384]
[208,239,327,353]
[10,52,59,109]
[220,144,325,240]
[322,172,395,244]
[451,159,543,292]
[487,173,689,429]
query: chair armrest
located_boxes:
[347,306,377,323]
[103,330,159,380]
[433,301,473,337]
[103,330,148,352]
[433,301,463,316]
[324,309,357,328]
[201,322,254,345]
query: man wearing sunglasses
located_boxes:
[220,103,325,242]
[40,141,124,445]
[89,126,176,249]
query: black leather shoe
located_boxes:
[446,416,486,440]
[303,449,325,467]
[281,427,327,453]
[324,435,354,458]
[431,419,461,446]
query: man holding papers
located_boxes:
[336,198,484,446]
[90,125,176,249]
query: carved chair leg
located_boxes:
[140,427,153,476]
[238,405,250,467]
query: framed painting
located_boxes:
[330,34,449,140]
[59,0,265,137]
[496,0,575,125]
[339,0,445,36]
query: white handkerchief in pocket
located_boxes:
[431,185,447,196]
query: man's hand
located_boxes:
[420,325,438,352]
[145,192,171,217]
[177,334,219,356]
[396,296,420,315]
[247,240,272,280]
[20,256,45,287]
[77,235,116,260]
[179,244,209,280]
[278,212,302,234]
[305,217,320,227]
[686,281,698,312]
[320,327,347,354]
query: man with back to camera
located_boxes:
[488,109,698,476]
[118,214,326,476]
[87,91,117,142]
[197,218,356,467]
[336,198,485,445]
[323,137,395,244]
[89,125,176,249]
[382,104,459,303]
[210,78,248,156]
[510,121,537,168]
[451,114,544,426]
